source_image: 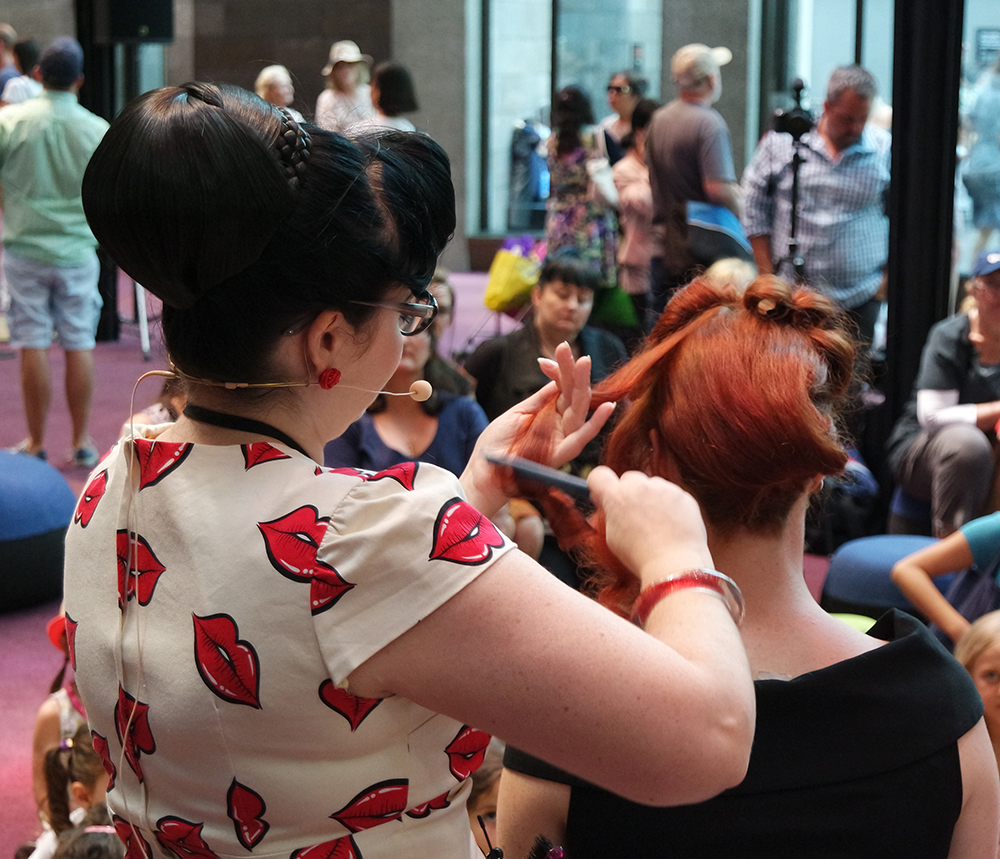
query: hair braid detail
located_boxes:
[276,108,311,189]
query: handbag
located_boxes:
[585,128,619,209]
[586,156,619,209]
[484,247,540,313]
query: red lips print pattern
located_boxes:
[227,779,270,850]
[258,506,353,615]
[193,614,261,708]
[430,498,506,566]
[134,438,192,489]
[242,442,291,469]
[91,731,116,791]
[113,816,153,859]
[404,790,451,819]
[116,530,166,609]
[329,779,408,833]
[445,725,491,781]
[369,462,417,491]
[114,685,155,782]
[65,613,78,671]
[318,679,381,732]
[155,817,218,859]
[291,835,361,859]
[73,468,107,527]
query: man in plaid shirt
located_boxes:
[742,65,890,346]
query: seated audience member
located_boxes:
[956,611,1000,785]
[29,726,110,859]
[254,64,304,121]
[0,39,41,106]
[32,614,86,828]
[464,248,627,427]
[467,740,504,856]
[612,97,658,341]
[120,373,185,438]
[496,275,999,859]
[886,250,1000,537]
[50,804,122,859]
[892,509,1000,644]
[324,323,486,476]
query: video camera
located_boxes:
[772,79,813,141]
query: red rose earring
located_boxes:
[319,368,341,390]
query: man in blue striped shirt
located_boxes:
[742,65,891,345]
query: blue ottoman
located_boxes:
[0,451,78,613]
[820,534,954,621]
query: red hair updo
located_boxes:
[508,275,858,615]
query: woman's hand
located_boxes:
[588,466,713,586]
[460,342,615,516]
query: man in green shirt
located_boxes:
[0,37,109,467]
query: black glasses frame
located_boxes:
[351,291,439,335]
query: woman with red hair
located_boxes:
[496,276,1000,859]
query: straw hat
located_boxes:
[321,40,372,76]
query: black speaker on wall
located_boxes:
[93,0,173,44]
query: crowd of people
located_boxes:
[5,20,1000,859]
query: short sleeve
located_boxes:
[959,511,1000,571]
[698,113,736,184]
[312,462,515,683]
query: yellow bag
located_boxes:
[484,248,539,312]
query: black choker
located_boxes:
[183,404,310,458]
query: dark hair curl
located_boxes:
[83,82,454,386]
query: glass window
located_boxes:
[955,1,1000,294]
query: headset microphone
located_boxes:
[346,379,433,402]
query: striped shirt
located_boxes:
[741,124,891,309]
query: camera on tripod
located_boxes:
[772,78,813,141]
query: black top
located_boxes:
[464,320,627,423]
[508,611,984,859]
[886,313,1000,470]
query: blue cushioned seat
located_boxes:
[0,451,78,613]
[820,534,954,620]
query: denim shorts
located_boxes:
[3,249,103,350]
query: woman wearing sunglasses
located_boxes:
[63,83,754,859]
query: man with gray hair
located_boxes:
[742,64,891,345]
[645,43,744,308]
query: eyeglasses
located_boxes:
[352,290,439,335]
[607,84,631,94]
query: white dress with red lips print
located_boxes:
[63,424,514,859]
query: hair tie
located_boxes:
[59,738,74,750]
[756,298,776,315]
[84,826,117,834]
[276,109,311,190]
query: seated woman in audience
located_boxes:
[66,81,755,858]
[29,727,110,859]
[892,509,1000,644]
[956,611,1000,785]
[497,275,1000,859]
[324,324,486,475]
